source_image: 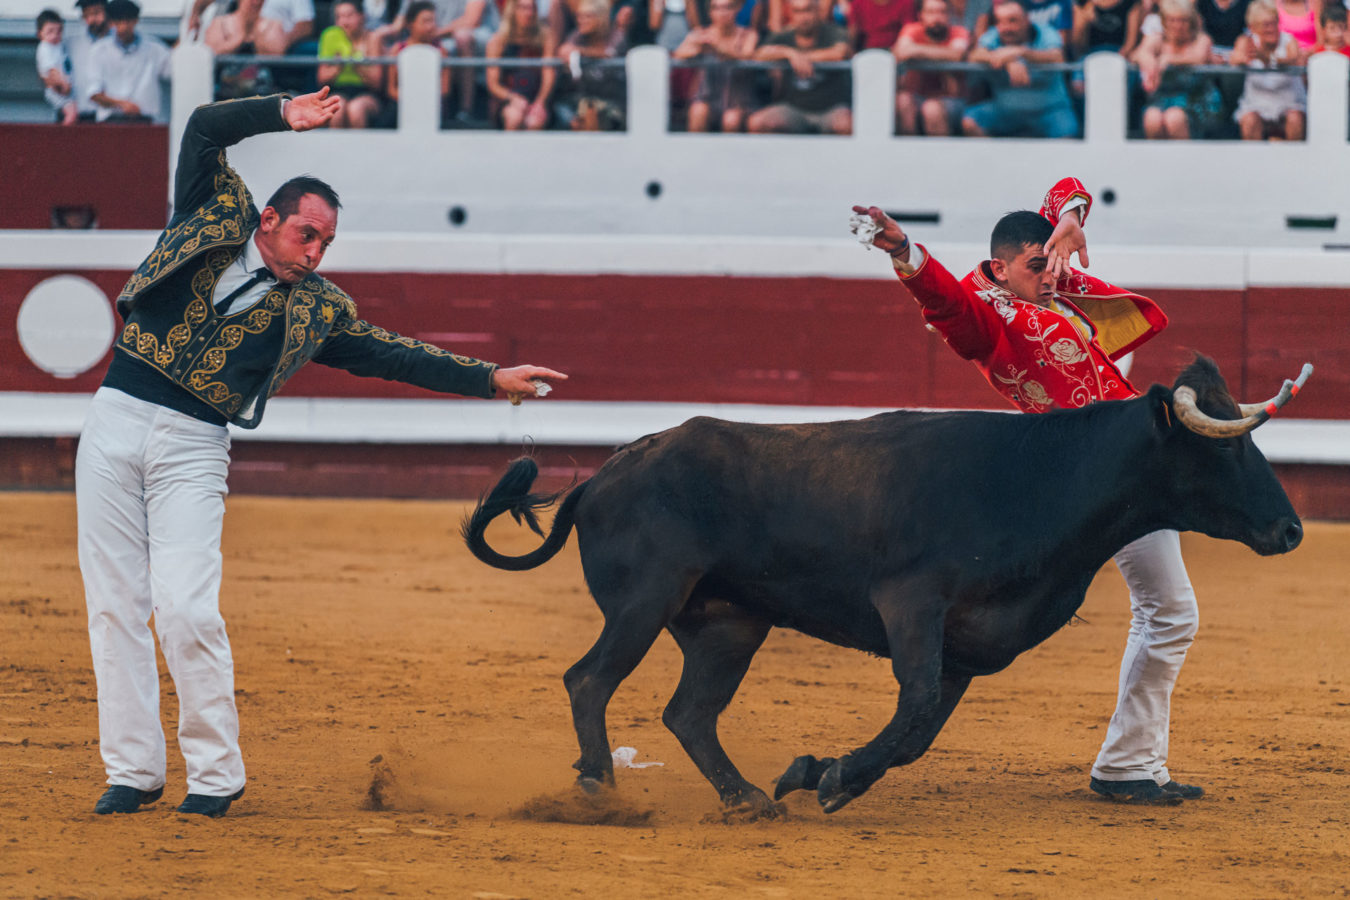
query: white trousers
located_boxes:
[75,387,244,797]
[1091,529,1198,785]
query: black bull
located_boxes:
[464,357,1305,815]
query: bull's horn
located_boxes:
[1174,363,1313,439]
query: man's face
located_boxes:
[790,0,819,32]
[1325,17,1347,46]
[110,16,137,43]
[83,4,107,33]
[40,21,64,43]
[1250,11,1279,46]
[410,9,438,41]
[240,0,264,16]
[513,0,538,26]
[990,243,1056,306]
[993,2,1030,45]
[709,0,737,25]
[256,194,338,283]
[919,0,950,34]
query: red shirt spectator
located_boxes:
[895,15,969,97]
[850,0,918,49]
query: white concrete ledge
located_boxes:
[2,392,1345,464]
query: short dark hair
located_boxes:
[37,8,63,29]
[264,176,342,221]
[334,0,364,11]
[990,210,1053,260]
[1322,2,1346,24]
[105,0,138,20]
[405,0,437,21]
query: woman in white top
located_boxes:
[1231,0,1306,140]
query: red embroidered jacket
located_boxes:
[896,178,1169,413]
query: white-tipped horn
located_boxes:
[1237,363,1314,417]
[1175,363,1313,439]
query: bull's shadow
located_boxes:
[463,357,1308,816]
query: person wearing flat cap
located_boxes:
[87,0,171,122]
[67,0,110,119]
[78,89,566,818]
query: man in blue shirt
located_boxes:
[962,0,1079,138]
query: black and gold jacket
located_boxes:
[112,95,498,429]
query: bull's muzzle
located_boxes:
[1173,363,1314,439]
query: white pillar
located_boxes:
[169,42,215,210]
[398,44,443,138]
[1306,50,1350,149]
[853,49,896,143]
[627,45,670,138]
[1083,51,1127,145]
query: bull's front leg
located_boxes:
[777,586,970,813]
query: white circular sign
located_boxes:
[16,276,115,379]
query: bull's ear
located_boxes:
[1145,384,1179,438]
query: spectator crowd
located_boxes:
[31,0,1350,137]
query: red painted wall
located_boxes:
[2,270,1344,415]
[0,125,169,230]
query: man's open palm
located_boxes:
[285,87,342,131]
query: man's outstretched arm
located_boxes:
[173,88,341,219]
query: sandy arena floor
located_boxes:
[1,491,1348,898]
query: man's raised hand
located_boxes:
[1044,209,1089,280]
[285,87,342,131]
[851,205,910,258]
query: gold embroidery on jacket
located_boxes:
[187,287,289,413]
[336,318,485,367]
[119,249,234,369]
[116,161,256,308]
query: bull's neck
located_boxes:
[1018,398,1174,579]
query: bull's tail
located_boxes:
[462,457,589,571]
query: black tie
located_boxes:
[214,268,272,316]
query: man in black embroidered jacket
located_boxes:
[77,88,565,818]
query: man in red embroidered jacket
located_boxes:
[853,178,1203,806]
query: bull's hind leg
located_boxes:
[663,602,776,817]
[563,568,700,791]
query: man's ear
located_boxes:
[988,257,1008,285]
[258,206,280,233]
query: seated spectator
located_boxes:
[387,0,452,109]
[748,0,854,134]
[485,0,558,129]
[850,0,918,50]
[69,0,109,121]
[765,0,842,34]
[1311,2,1350,56]
[964,0,1078,137]
[435,0,502,124]
[204,0,287,99]
[893,0,970,136]
[318,0,386,127]
[35,9,78,125]
[1197,0,1252,57]
[1231,0,1305,139]
[1133,0,1221,138]
[558,0,630,129]
[88,0,171,122]
[1071,0,1144,56]
[671,0,759,131]
[189,0,315,53]
[1274,0,1317,52]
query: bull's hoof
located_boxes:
[773,755,836,801]
[575,774,611,795]
[713,791,787,823]
[817,759,857,814]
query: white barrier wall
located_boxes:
[167,43,1350,249]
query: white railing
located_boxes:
[166,43,1350,246]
